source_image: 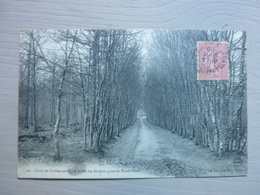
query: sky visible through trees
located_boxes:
[18,29,247,164]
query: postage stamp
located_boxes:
[197,42,229,80]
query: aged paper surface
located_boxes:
[18,29,247,179]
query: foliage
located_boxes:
[144,30,247,155]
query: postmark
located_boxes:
[197,42,229,80]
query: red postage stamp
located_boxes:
[197,42,229,80]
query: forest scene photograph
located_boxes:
[18,29,247,178]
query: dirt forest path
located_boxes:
[104,110,246,177]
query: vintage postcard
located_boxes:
[18,29,247,179]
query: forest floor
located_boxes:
[18,111,247,177]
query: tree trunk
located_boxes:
[53,70,66,160]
